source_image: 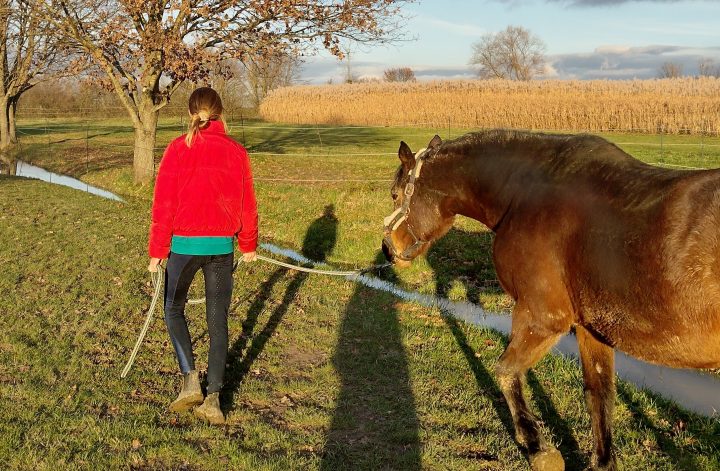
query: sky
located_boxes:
[300,0,720,83]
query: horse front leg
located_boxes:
[495,302,569,471]
[576,325,617,470]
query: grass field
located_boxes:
[2,118,720,470]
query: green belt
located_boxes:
[170,236,234,255]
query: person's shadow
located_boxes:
[223,204,338,412]
[320,251,421,470]
[426,228,586,470]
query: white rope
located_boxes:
[255,178,394,183]
[255,254,375,277]
[120,269,164,378]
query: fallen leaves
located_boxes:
[131,438,142,450]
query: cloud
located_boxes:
[548,45,720,79]
[301,57,475,84]
[300,44,720,84]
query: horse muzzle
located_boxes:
[382,232,426,266]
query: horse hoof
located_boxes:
[530,447,565,471]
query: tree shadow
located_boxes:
[223,205,339,413]
[426,228,587,470]
[320,251,421,470]
[242,125,397,155]
[15,121,132,137]
[615,382,708,470]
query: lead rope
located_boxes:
[120,269,164,378]
[120,253,390,378]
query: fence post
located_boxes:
[316,124,324,152]
[240,110,246,147]
[660,124,665,163]
[86,120,90,189]
[659,123,664,163]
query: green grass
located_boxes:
[2,118,720,470]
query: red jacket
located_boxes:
[148,120,258,258]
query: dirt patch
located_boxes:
[282,344,328,376]
[239,399,290,430]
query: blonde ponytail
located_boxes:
[185,113,203,147]
[184,87,225,147]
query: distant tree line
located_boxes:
[19,55,302,119]
[659,58,720,79]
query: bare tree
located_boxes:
[0,0,68,156]
[698,58,719,78]
[243,53,302,108]
[384,67,416,82]
[36,0,412,184]
[470,25,546,81]
[341,41,356,84]
[659,61,684,79]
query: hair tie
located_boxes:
[198,111,210,122]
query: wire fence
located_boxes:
[7,112,720,180]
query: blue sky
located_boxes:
[301,0,720,82]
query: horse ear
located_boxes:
[428,134,443,149]
[398,141,415,171]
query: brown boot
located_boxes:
[169,370,204,412]
[194,392,225,425]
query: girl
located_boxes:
[148,87,258,425]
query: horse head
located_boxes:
[382,134,455,266]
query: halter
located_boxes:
[383,148,429,262]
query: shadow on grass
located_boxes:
[243,125,395,155]
[223,205,338,413]
[427,228,587,470]
[13,139,134,177]
[615,382,712,470]
[320,251,421,470]
[17,119,137,132]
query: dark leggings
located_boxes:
[164,252,233,394]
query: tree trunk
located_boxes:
[0,97,11,152]
[7,158,16,175]
[133,105,160,184]
[8,98,17,144]
[0,150,16,176]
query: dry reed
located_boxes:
[260,78,720,134]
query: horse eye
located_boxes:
[392,192,398,201]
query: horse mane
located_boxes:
[426,129,654,177]
[421,129,690,211]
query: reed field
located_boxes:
[260,78,720,135]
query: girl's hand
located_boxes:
[148,257,163,272]
[242,251,257,263]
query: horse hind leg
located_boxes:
[576,325,616,471]
[495,302,570,471]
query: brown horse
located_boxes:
[381,130,720,471]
